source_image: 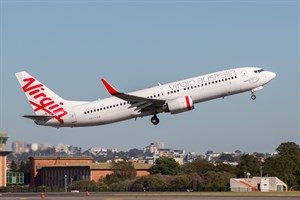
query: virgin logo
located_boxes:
[22,77,68,124]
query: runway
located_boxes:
[1,192,300,200]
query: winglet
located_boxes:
[101,79,120,95]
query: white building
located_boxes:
[38,144,51,151]
[144,142,165,154]
[153,148,186,165]
[31,143,38,152]
[54,144,70,154]
[11,140,29,154]
[205,153,220,162]
[89,147,117,156]
[230,177,287,192]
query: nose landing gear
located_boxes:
[151,114,159,125]
[251,86,263,100]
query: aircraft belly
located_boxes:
[194,86,230,102]
[101,108,135,124]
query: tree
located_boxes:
[253,152,266,159]
[206,150,213,155]
[97,181,108,192]
[150,157,181,175]
[10,160,18,172]
[18,161,29,173]
[218,153,236,162]
[182,159,213,175]
[202,171,235,189]
[132,174,169,191]
[264,142,300,187]
[128,148,144,158]
[214,162,238,175]
[169,175,193,191]
[109,182,124,192]
[276,142,300,157]
[277,142,300,172]
[237,154,261,177]
[68,180,98,192]
[104,161,136,185]
[234,150,242,155]
[111,161,137,179]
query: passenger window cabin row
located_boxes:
[84,76,238,115]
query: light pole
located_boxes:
[260,159,265,177]
[64,175,67,192]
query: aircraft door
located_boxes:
[241,70,249,82]
[70,111,77,123]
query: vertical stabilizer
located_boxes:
[15,71,69,123]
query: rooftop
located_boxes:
[29,156,93,160]
[0,151,12,155]
[0,133,8,137]
[39,162,153,170]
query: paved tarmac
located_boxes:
[1,192,300,200]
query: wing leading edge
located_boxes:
[101,79,165,113]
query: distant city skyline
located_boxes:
[1,1,299,153]
[8,139,279,155]
[8,138,280,167]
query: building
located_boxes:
[29,156,151,188]
[184,152,203,163]
[230,177,287,192]
[37,162,151,188]
[11,140,43,153]
[28,156,93,187]
[11,140,28,154]
[205,152,221,162]
[144,142,165,154]
[154,148,174,158]
[153,148,186,165]
[54,144,70,154]
[53,144,82,155]
[30,143,38,152]
[0,133,11,187]
[38,143,52,151]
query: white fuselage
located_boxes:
[42,67,275,127]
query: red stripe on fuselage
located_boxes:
[185,96,191,110]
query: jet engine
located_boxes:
[166,96,194,114]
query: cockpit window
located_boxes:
[254,69,264,73]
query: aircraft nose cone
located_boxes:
[269,71,276,80]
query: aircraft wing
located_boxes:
[101,79,165,113]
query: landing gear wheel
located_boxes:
[251,94,256,100]
[151,115,159,125]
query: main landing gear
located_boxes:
[251,93,256,100]
[151,114,159,125]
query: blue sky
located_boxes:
[1,1,299,153]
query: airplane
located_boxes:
[15,67,276,128]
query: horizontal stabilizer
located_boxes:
[23,115,54,122]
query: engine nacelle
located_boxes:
[166,96,194,114]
